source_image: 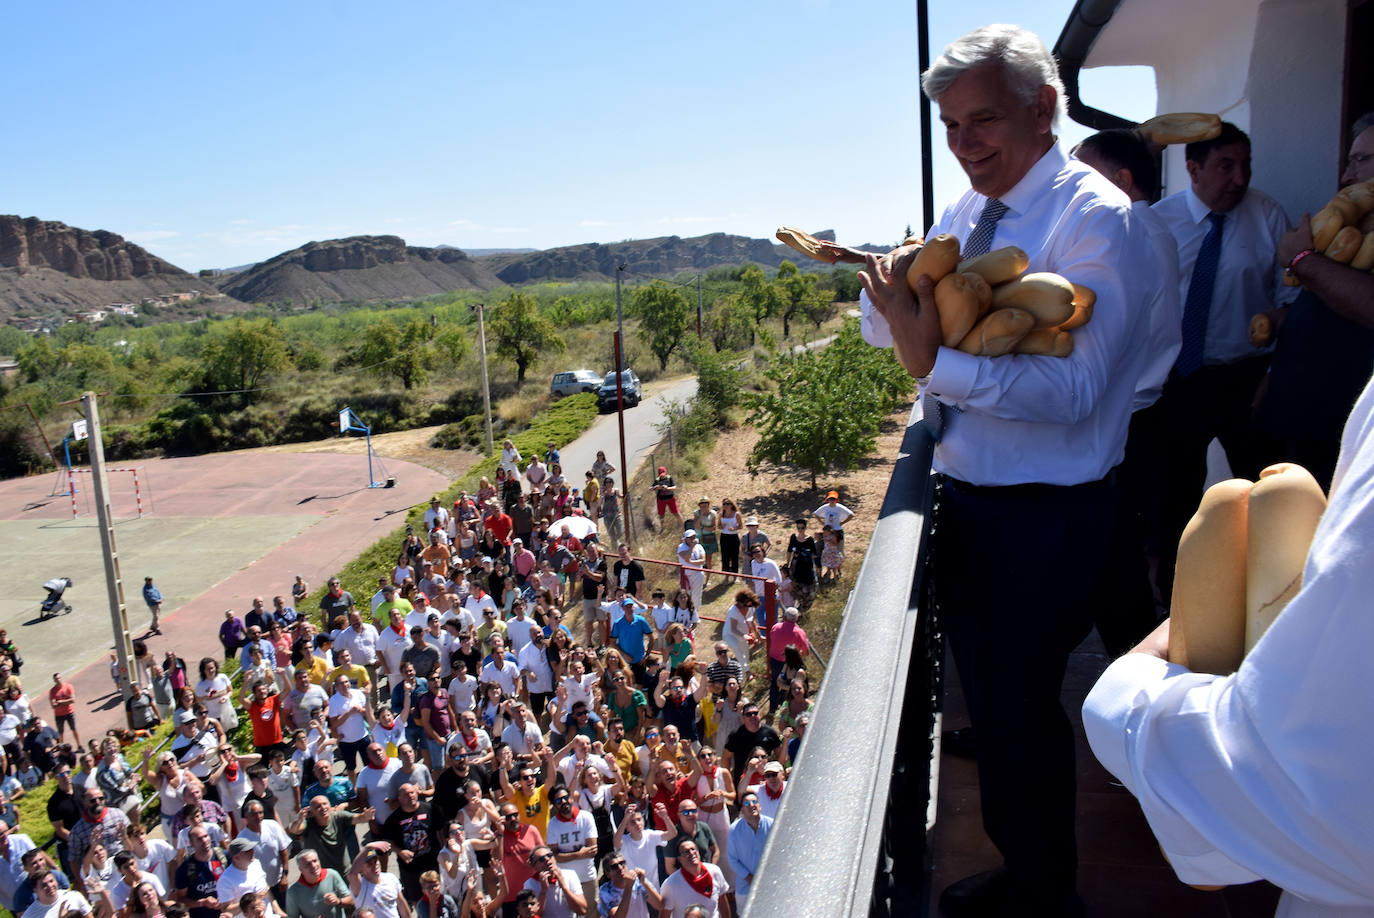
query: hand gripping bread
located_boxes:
[1324,225,1363,264]
[1059,284,1096,332]
[955,307,1035,356]
[1010,327,1074,357]
[957,246,1029,286]
[905,234,961,289]
[989,272,1076,328]
[1168,478,1252,675]
[934,271,993,347]
[1245,463,1327,652]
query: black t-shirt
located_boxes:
[612,560,645,596]
[787,535,817,585]
[175,850,227,918]
[724,725,782,776]
[382,801,441,875]
[581,558,606,600]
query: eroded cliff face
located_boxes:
[0,215,190,280]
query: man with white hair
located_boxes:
[860,23,1151,914]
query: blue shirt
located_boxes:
[727,814,774,901]
[610,615,654,663]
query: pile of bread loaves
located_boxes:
[908,234,1095,358]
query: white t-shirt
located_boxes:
[659,863,730,917]
[521,869,582,918]
[22,890,91,918]
[357,760,402,824]
[354,871,405,918]
[446,674,479,713]
[619,829,666,881]
[215,859,268,905]
[236,819,293,886]
[327,689,369,742]
[108,871,164,911]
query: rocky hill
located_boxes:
[0,215,222,321]
[478,232,792,284]
[217,236,503,304]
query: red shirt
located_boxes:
[249,693,283,747]
[49,682,75,717]
[650,777,694,830]
[500,822,544,902]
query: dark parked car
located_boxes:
[597,370,642,410]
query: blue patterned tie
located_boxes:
[1175,212,1226,377]
[922,198,1009,439]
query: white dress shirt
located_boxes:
[1131,200,1183,411]
[863,141,1153,486]
[1152,185,1296,367]
[1083,374,1374,916]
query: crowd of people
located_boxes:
[0,437,860,918]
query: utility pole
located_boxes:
[474,303,494,457]
[82,391,135,725]
[696,275,703,340]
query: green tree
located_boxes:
[632,283,692,371]
[704,294,753,352]
[745,319,913,489]
[490,292,565,383]
[199,318,293,396]
[346,317,436,389]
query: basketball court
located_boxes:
[0,448,449,732]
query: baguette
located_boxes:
[1245,463,1327,652]
[1135,112,1222,146]
[957,246,1029,286]
[1010,327,1074,357]
[989,272,1076,328]
[1168,478,1252,675]
[1311,205,1344,252]
[1060,284,1096,331]
[1325,225,1363,264]
[1351,232,1374,272]
[935,272,993,348]
[955,307,1035,356]
[905,234,961,289]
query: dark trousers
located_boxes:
[1155,356,1278,603]
[936,472,1117,908]
[1096,402,1168,657]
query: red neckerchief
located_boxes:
[682,864,714,898]
[763,780,784,800]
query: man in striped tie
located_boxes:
[1152,122,1296,603]
[859,24,1154,916]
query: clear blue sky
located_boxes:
[3,1,1155,271]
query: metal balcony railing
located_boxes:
[745,406,941,917]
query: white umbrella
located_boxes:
[549,515,598,541]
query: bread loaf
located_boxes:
[905,234,961,289]
[1168,478,1252,675]
[955,308,1035,356]
[1245,464,1327,652]
[1060,284,1096,331]
[1351,232,1374,272]
[957,246,1029,286]
[989,272,1076,328]
[935,272,993,347]
[1325,225,1363,264]
[1010,327,1074,357]
[1311,205,1344,251]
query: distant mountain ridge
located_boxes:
[0,215,223,321]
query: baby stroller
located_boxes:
[40,577,73,620]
